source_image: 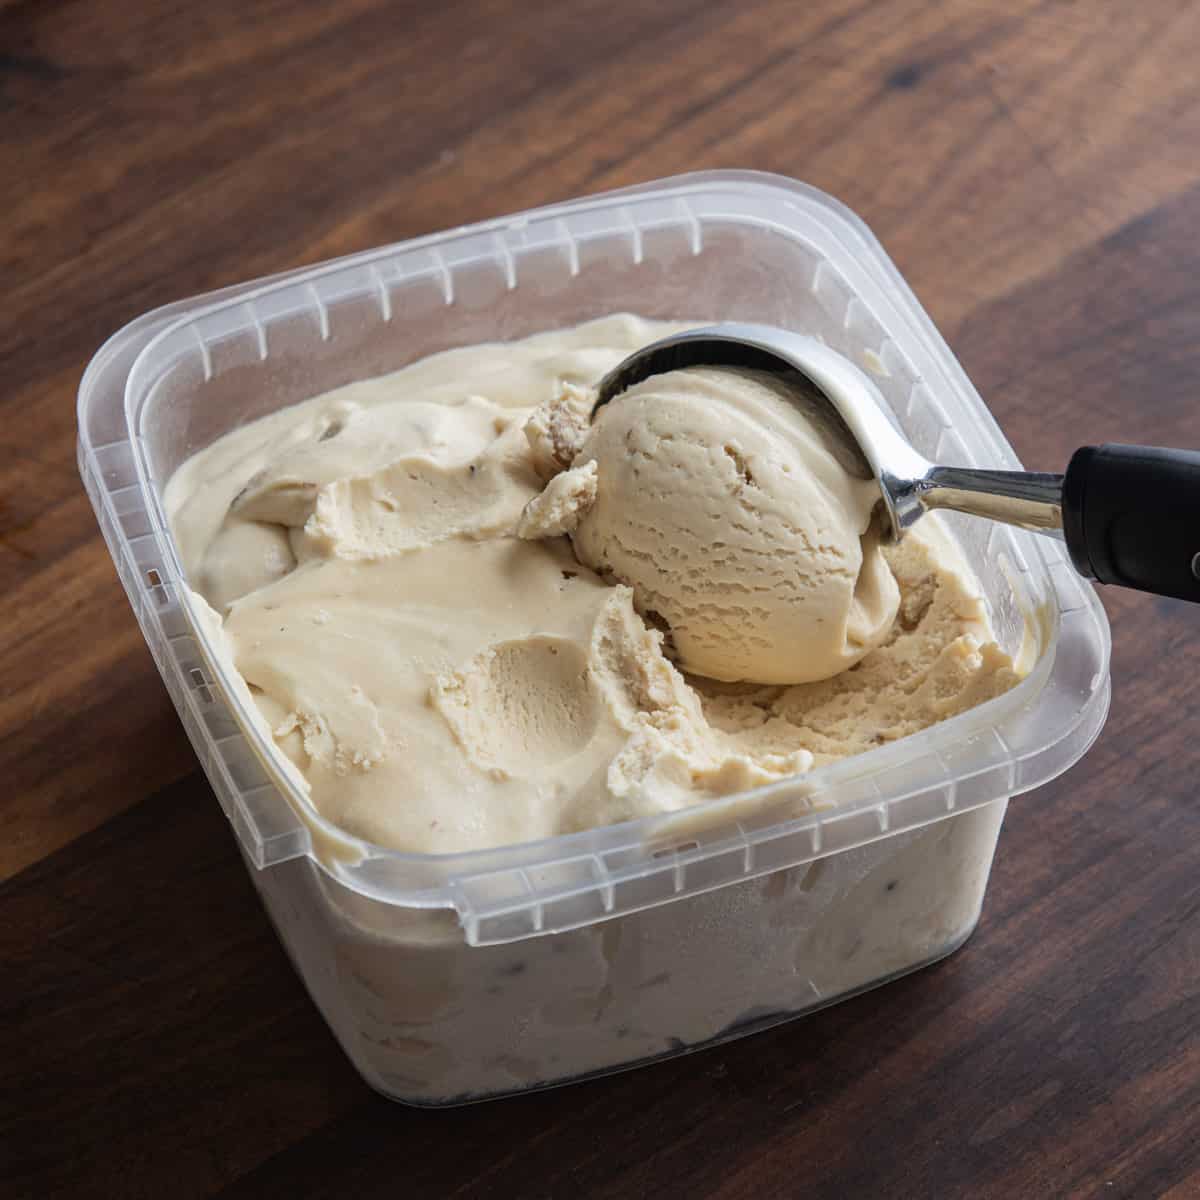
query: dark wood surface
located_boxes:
[4,1,1200,1195]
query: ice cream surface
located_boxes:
[165,314,1022,855]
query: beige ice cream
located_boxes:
[257,798,1006,1103]
[165,314,1021,857]
[571,367,899,684]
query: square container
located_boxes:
[79,171,1111,1105]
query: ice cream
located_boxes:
[255,798,1006,1104]
[165,314,1021,856]
[570,366,900,684]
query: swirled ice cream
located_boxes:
[165,314,1020,855]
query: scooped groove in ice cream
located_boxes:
[164,314,1022,855]
[571,367,900,684]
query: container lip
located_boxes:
[83,169,1112,926]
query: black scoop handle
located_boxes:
[1063,444,1200,603]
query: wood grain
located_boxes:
[4,0,1200,1196]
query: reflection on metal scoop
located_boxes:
[593,322,1200,604]
[594,322,1063,543]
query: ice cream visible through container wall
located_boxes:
[165,314,1022,856]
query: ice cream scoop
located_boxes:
[571,366,899,684]
[594,323,1200,605]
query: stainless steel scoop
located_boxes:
[594,322,1200,604]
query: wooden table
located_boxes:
[5,1,1200,1195]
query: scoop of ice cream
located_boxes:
[569,367,900,685]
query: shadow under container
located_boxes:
[78,171,1111,1105]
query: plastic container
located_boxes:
[78,171,1111,1105]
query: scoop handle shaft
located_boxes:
[917,466,1065,534]
[1063,444,1200,603]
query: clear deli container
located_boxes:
[78,171,1111,1105]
